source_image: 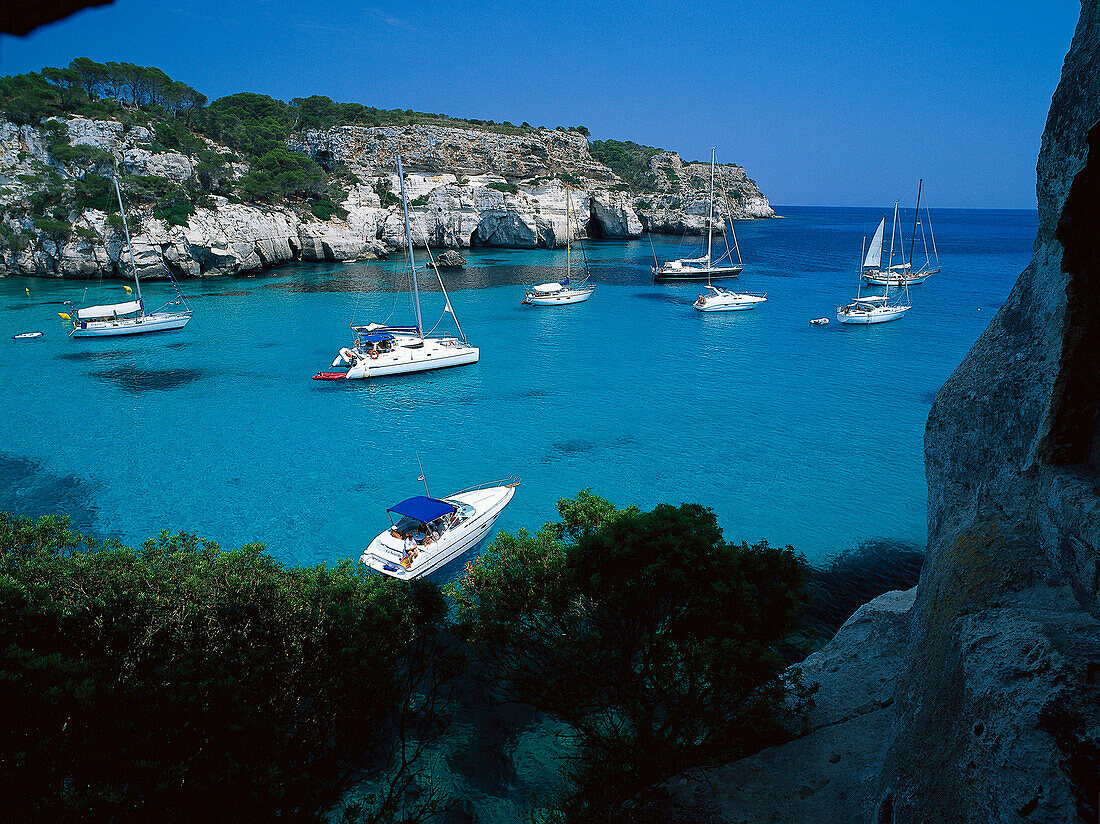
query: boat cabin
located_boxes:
[355,331,398,355]
[385,495,470,544]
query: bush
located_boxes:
[373,177,399,208]
[455,492,811,821]
[486,180,519,195]
[152,189,195,226]
[0,513,456,824]
[32,216,72,244]
[589,139,662,192]
[309,198,348,221]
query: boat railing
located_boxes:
[449,475,522,496]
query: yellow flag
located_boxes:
[58,312,71,320]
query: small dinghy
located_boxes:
[12,331,43,339]
[809,318,829,326]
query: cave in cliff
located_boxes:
[585,211,607,240]
[1047,120,1100,472]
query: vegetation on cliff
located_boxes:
[588,139,663,192]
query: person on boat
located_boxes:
[401,533,418,566]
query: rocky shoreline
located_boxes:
[0,118,773,281]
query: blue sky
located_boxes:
[0,0,1080,208]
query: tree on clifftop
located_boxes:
[454,492,811,822]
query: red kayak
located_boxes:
[312,372,347,381]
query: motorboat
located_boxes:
[360,477,520,579]
[12,331,43,339]
[809,317,829,326]
[692,284,767,312]
[64,172,191,338]
[315,154,478,381]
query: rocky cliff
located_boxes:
[0,117,772,279]
[652,3,1100,822]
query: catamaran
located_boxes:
[360,476,520,579]
[63,174,191,337]
[523,184,595,305]
[861,179,940,286]
[837,202,912,325]
[314,155,479,380]
[653,148,744,282]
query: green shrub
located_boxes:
[32,216,72,244]
[456,492,810,821]
[408,195,429,207]
[486,180,519,195]
[589,139,662,192]
[309,198,348,221]
[152,190,195,226]
[0,513,456,823]
[372,177,399,207]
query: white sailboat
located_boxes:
[653,148,744,282]
[523,185,595,306]
[360,476,520,580]
[315,154,479,381]
[861,179,940,286]
[837,202,912,325]
[63,174,191,338]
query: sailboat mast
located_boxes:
[886,201,898,301]
[565,185,571,282]
[706,148,715,266]
[112,173,143,306]
[908,178,923,267]
[396,154,423,336]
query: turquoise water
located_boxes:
[0,206,1035,573]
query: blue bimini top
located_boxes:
[388,496,456,523]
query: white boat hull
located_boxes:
[861,269,937,286]
[70,312,192,337]
[693,293,767,312]
[362,485,516,579]
[836,304,911,324]
[336,336,479,379]
[654,264,743,282]
[524,287,594,305]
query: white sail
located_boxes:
[863,218,886,269]
[77,300,143,320]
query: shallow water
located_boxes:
[0,206,1035,574]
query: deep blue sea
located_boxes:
[0,206,1035,574]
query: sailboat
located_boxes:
[63,174,191,337]
[314,154,479,381]
[837,202,912,325]
[522,184,595,305]
[652,148,743,282]
[861,180,940,286]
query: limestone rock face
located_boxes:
[874,2,1100,822]
[660,589,916,823]
[1,117,774,278]
[289,124,615,182]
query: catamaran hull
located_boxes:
[362,485,516,579]
[836,306,911,324]
[70,313,192,337]
[524,288,594,305]
[654,265,743,282]
[860,269,938,286]
[343,346,479,379]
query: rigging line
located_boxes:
[925,206,939,263]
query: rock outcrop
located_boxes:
[1,114,773,278]
[661,588,917,823]
[874,3,1100,821]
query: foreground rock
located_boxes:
[874,3,1100,821]
[433,249,466,268]
[659,588,916,822]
